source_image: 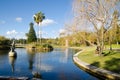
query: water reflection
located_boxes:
[34,63,53,72]
[0,50,9,55]
[8,57,17,73]
[0,48,99,80]
[26,49,35,71]
[27,49,44,79]
[35,53,51,72]
[59,48,69,63]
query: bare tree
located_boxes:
[72,0,120,55]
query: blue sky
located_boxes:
[0,0,72,39]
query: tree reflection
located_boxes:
[60,48,69,63]
[27,49,35,71]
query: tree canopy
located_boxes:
[71,0,120,54]
[26,22,37,43]
[34,11,45,25]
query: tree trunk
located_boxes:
[101,24,104,55]
[109,39,112,51]
[39,23,42,45]
[96,32,103,55]
[117,41,119,45]
[110,43,112,51]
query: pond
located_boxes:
[0,48,99,80]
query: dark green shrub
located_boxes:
[0,36,10,50]
[42,44,53,51]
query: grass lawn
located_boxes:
[78,45,120,74]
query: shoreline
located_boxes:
[73,49,120,80]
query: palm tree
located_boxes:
[34,11,45,45]
[33,11,45,79]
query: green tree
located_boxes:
[108,10,120,50]
[34,11,45,44]
[27,22,37,43]
[112,10,120,45]
[0,36,10,45]
[0,36,10,50]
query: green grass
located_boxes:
[78,45,120,74]
[105,44,120,48]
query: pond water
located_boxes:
[0,48,99,80]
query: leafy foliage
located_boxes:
[34,11,45,24]
[42,44,53,51]
[0,36,10,50]
[0,36,10,45]
[27,22,37,43]
[33,11,45,44]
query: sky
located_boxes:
[0,0,73,39]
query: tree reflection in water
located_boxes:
[26,49,35,71]
[27,49,43,79]
[0,48,99,80]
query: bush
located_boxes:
[26,43,54,52]
[0,36,10,45]
[0,36,10,50]
[42,44,53,51]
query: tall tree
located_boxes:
[108,10,120,50]
[27,22,37,43]
[72,0,120,55]
[112,10,120,45]
[34,11,45,44]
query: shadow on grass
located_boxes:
[104,58,120,74]
[90,61,100,67]
[90,58,120,74]
[103,51,117,56]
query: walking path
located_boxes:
[73,49,120,80]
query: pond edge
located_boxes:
[73,49,120,80]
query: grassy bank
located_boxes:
[78,45,120,74]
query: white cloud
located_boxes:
[6,30,26,39]
[6,30,18,35]
[59,29,66,34]
[35,19,56,26]
[15,17,22,22]
[42,19,55,26]
[37,31,48,35]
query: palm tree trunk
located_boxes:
[39,23,42,45]
[37,25,39,45]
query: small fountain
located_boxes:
[9,40,17,57]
